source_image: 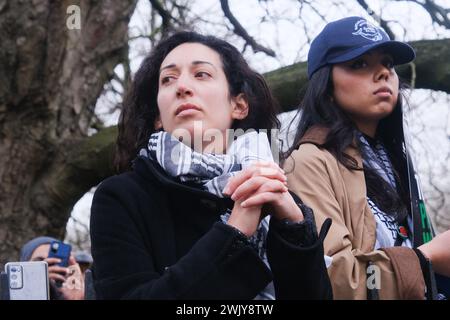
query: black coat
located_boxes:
[90,156,332,299]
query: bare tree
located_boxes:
[0,0,137,263]
[1,0,449,263]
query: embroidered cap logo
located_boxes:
[352,19,383,42]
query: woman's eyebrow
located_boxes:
[160,63,177,73]
[159,61,216,74]
[192,60,216,70]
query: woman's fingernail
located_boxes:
[241,201,247,207]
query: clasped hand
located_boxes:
[224,161,303,236]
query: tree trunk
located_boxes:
[0,0,137,264]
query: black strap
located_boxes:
[413,248,438,300]
[405,151,435,247]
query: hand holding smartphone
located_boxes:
[47,240,72,288]
[48,240,72,267]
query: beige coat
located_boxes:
[284,126,425,299]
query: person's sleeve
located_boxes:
[267,199,333,300]
[285,145,425,299]
[270,194,319,247]
[90,176,272,300]
[380,247,428,299]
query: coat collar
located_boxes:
[296,125,362,168]
[298,125,330,147]
[133,155,233,207]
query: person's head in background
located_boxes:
[115,31,281,173]
[19,236,58,262]
[287,16,415,223]
[19,236,85,300]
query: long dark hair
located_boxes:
[286,65,409,223]
[115,32,280,172]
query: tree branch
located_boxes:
[406,0,450,29]
[148,0,179,36]
[219,0,276,57]
[30,126,118,230]
[0,0,137,263]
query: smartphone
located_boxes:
[48,240,72,267]
[4,261,50,300]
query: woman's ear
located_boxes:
[154,116,163,130]
[231,93,249,120]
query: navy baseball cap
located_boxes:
[307,16,415,79]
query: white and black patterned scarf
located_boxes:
[358,133,412,249]
[142,131,274,197]
[140,130,276,299]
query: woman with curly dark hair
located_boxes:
[90,31,332,300]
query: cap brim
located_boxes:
[328,40,415,66]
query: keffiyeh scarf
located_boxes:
[358,133,412,249]
[140,130,276,299]
[143,131,275,197]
